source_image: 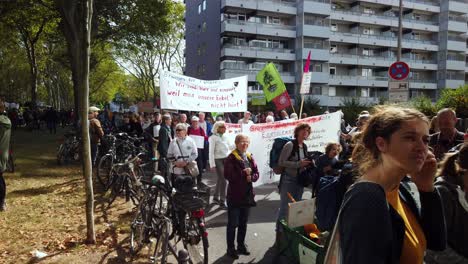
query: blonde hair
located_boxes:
[352,106,429,175]
[212,121,226,134]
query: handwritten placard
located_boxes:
[160,71,248,112]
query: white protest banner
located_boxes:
[160,71,248,112]
[244,112,341,186]
[190,135,205,149]
[224,123,242,143]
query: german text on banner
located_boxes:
[256,63,287,102]
[160,71,248,112]
[244,112,342,186]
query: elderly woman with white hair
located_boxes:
[209,121,235,207]
[167,123,198,177]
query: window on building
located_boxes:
[361,87,370,97]
[363,27,374,35]
[197,45,201,56]
[362,48,374,56]
[312,86,322,95]
[330,44,337,53]
[331,23,337,31]
[312,64,322,72]
[412,32,421,40]
[328,86,336,97]
[413,13,421,20]
[363,8,375,15]
[198,4,201,14]
[362,68,373,77]
[412,71,420,80]
[202,22,207,32]
[202,0,206,11]
[238,14,246,21]
[329,66,336,75]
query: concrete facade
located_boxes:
[185,0,468,107]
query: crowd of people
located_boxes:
[1,101,467,263]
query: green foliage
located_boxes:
[339,97,370,125]
[436,85,468,118]
[302,96,323,116]
[411,96,437,117]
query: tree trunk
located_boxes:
[81,0,95,244]
[56,0,95,244]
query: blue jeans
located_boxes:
[226,206,250,249]
[276,175,304,232]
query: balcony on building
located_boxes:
[448,0,468,13]
[220,61,295,83]
[303,0,331,16]
[330,31,438,51]
[301,16,330,39]
[409,78,437,89]
[446,54,466,71]
[221,43,295,61]
[447,35,467,52]
[330,9,439,33]
[358,0,439,13]
[447,15,467,33]
[221,0,297,15]
[221,18,296,38]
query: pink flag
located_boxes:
[303,51,311,72]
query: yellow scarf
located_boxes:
[232,149,251,161]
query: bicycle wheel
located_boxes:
[57,144,65,165]
[130,209,146,255]
[152,218,170,264]
[97,154,113,189]
[184,218,209,264]
[108,174,124,206]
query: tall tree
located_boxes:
[0,0,59,108]
[55,0,95,243]
[116,1,184,102]
[53,0,172,243]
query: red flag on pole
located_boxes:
[272,91,292,110]
[303,51,311,72]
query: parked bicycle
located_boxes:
[57,131,80,165]
[131,171,209,264]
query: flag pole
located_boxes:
[299,51,312,118]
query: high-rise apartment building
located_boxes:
[185,0,468,107]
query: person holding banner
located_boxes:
[209,121,234,208]
[224,134,259,259]
[275,123,312,236]
[238,111,253,125]
[188,116,208,185]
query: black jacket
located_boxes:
[339,178,446,264]
[435,178,468,258]
[157,124,172,158]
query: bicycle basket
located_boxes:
[174,193,205,212]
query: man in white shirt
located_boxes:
[238,111,254,125]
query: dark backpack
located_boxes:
[269,136,293,174]
[315,163,354,231]
[315,176,342,231]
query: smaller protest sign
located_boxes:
[190,135,205,149]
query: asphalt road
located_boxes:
[201,171,313,264]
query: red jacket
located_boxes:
[224,151,259,207]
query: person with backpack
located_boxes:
[425,144,468,263]
[275,123,312,240]
[325,106,446,264]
